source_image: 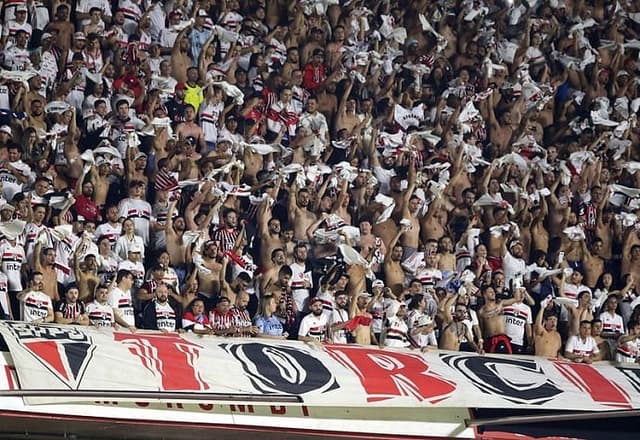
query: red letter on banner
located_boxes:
[114,333,209,391]
[552,360,631,408]
[323,345,456,403]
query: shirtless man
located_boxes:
[259,216,282,271]
[567,290,594,336]
[591,318,612,361]
[176,105,206,152]
[33,242,59,302]
[88,160,112,207]
[288,184,317,241]
[165,201,187,267]
[334,80,362,136]
[350,292,373,345]
[439,295,482,353]
[171,26,193,83]
[421,196,447,242]
[533,299,562,358]
[384,225,409,295]
[478,285,517,353]
[260,248,286,295]
[196,240,222,299]
[399,163,421,257]
[74,253,100,302]
[488,91,516,155]
[581,237,605,289]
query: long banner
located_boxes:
[1,321,640,410]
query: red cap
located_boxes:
[175,82,186,91]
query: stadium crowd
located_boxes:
[1,0,640,364]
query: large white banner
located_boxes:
[1,322,640,410]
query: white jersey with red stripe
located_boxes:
[565,335,600,358]
[199,101,223,143]
[503,302,532,346]
[118,0,142,35]
[298,312,327,342]
[210,309,234,331]
[415,267,442,289]
[23,222,47,266]
[77,0,113,26]
[3,0,27,24]
[599,311,625,335]
[267,101,299,136]
[107,286,135,327]
[118,198,153,245]
[383,316,410,348]
[617,337,640,363]
[86,300,115,328]
[21,290,52,322]
[0,241,25,291]
[153,301,177,332]
[94,222,123,249]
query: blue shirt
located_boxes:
[189,27,212,66]
[254,315,284,336]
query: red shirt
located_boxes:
[74,194,100,222]
[302,63,326,91]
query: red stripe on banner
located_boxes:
[4,365,16,390]
[552,360,631,409]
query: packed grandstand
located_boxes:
[0,0,638,364]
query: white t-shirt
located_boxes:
[118,198,153,246]
[290,262,312,312]
[503,302,532,346]
[298,312,327,342]
[107,286,135,327]
[503,251,526,288]
[565,335,600,358]
[0,241,25,291]
[328,307,350,343]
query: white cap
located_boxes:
[0,125,12,136]
[372,279,384,288]
[417,315,433,327]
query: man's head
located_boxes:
[294,244,307,263]
[278,265,293,285]
[271,248,285,266]
[116,269,134,289]
[156,283,169,303]
[215,296,231,314]
[65,283,80,304]
[309,297,323,316]
[579,320,592,338]
[235,292,250,311]
[335,291,349,309]
[31,272,44,291]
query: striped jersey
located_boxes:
[86,301,115,328]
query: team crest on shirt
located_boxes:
[2,322,95,390]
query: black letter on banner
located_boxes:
[221,343,339,394]
[441,354,563,405]
[616,367,640,394]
